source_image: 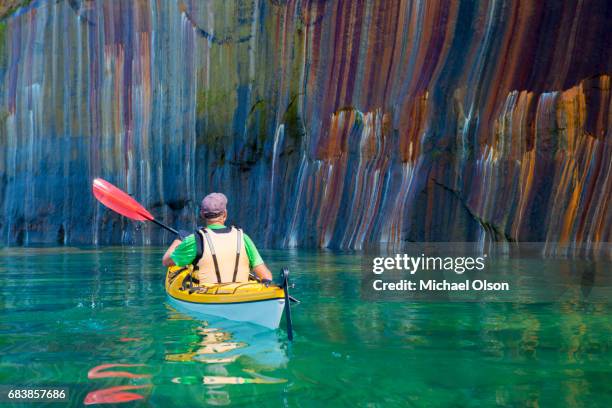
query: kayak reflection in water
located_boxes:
[162,192,272,283]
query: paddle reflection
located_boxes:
[84,363,152,405]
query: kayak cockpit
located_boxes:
[165,266,285,304]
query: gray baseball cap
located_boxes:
[200,193,228,218]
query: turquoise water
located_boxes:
[0,247,611,407]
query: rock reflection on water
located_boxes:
[165,301,287,401]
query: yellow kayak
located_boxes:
[165,266,286,329]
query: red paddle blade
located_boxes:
[92,178,154,222]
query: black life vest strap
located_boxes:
[202,228,222,283]
[193,230,204,268]
[232,227,242,282]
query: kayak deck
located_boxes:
[166,266,285,304]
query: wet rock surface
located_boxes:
[0,0,610,247]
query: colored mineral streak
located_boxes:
[0,0,610,248]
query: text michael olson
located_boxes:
[372,279,510,291]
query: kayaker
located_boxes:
[162,193,273,283]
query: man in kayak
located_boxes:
[162,193,273,283]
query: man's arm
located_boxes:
[243,233,272,281]
[163,234,198,267]
[252,263,272,281]
[162,239,182,267]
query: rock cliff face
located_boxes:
[0,0,610,247]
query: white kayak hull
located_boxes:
[167,295,286,329]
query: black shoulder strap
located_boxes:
[232,227,242,282]
[192,230,204,268]
[202,228,222,283]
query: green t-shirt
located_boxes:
[170,224,264,268]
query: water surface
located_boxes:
[0,248,611,407]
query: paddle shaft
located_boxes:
[150,218,180,237]
[281,268,294,341]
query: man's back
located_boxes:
[162,192,272,282]
[168,224,265,283]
